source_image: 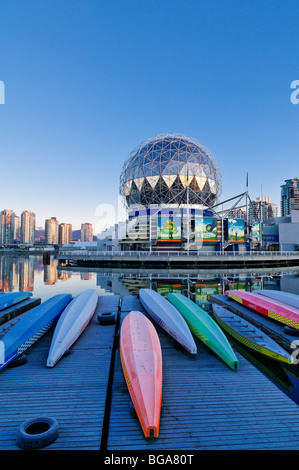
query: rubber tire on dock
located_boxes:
[284,325,299,337]
[16,417,59,449]
[97,312,116,325]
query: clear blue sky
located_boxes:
[1,0,299,230]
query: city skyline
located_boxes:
[1,1,299,229]
[0,208,94,244]
[0,173,296,243]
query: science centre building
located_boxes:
[118,134,252,252]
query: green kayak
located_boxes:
[167,293,239,370]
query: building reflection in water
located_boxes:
[19,257,34,292]
[44,259,58,285]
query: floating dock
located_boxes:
[1,294,299,450]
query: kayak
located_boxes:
[212,304,293,365]
[0,294,72,371]
[47,289,98,367]
[167,293,239,370]
[120,311,162,438]
[226,290,299,330]
[255,290,299,310]
[139,288,197,354]
[0,292,33,311]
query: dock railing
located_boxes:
[58,249,299,258]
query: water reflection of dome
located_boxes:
[119,133,222,210]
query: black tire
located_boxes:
[16,416,59,449]
[7,354,27,368]
[97,312,116,325]
[284,325,299,337]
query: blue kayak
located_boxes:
[0,292,33,311]
[0,293,72,371]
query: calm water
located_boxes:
[1,253,299,405]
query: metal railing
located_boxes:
[58,249,299,258]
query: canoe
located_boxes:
[0,294,72,371]
[0,310,31,339]
[167,293,239,370]
[255,289,299,310]
[120,311,162,438]
[226,290,299,330]
[47,289,98,367]
[0,292,33,311]
[212,304,293,364]
[139,288,197,354]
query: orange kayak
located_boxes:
[120,311,162,438]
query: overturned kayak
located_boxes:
[0,292,33,311]
[139,288,197,354]
[255,290,299,310]
[226,290,299,330]
[0,294,72,371]
[120,311,162,438]
[47,289,98,367]
[168,293,239,370]
[212,304,293,365]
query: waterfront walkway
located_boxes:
[1,294,299,450]
[58,249,299,269]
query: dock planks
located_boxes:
[0,295,118,450]
[107,296,299,450]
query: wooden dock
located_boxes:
[1,294,299,450]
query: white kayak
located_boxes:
[139,288,197,354]
[46,289,98,367]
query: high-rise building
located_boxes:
[249,196,278,223]
[0,209,16,244]
[81,223,93,242]
[14,215,20,242]
[281,177,299,216]
[45,217,59,244]
[58,223,72,245]
[20,210,36,244]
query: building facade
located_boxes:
[249,197,278,223]
[58,223,72,245]
[0,210,17,244]
[115,133,251,252]
[262,210,299,251]
[14,215,20,242]
[81,223,93,242]
[45,217,59,244]
[20,210,36,244]
[281,177,299,216]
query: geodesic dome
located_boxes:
[120,134,221,210]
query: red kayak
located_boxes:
[226,290,299,330]
[120,311,162,438]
